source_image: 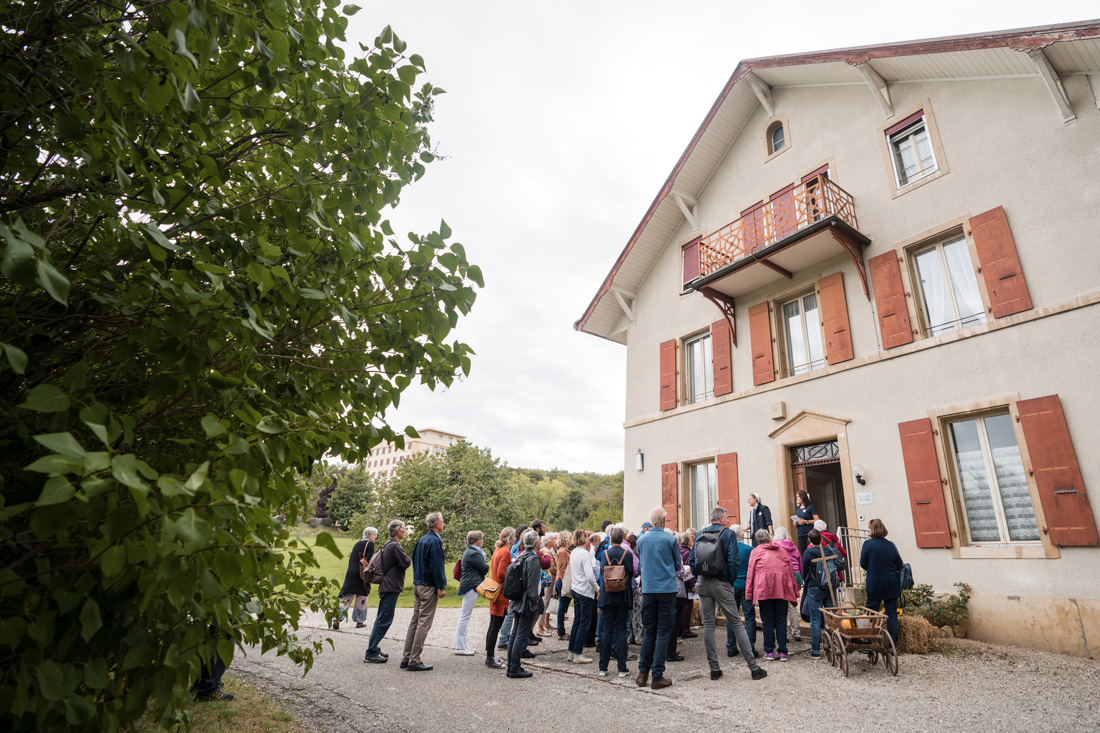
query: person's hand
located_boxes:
[438,589,446,599]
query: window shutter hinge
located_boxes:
[976,267,982,273]
[1014,414,1020,422]
[950,530,957,537]
[932,429,939,435]
[940,478,947,485]
[1042,526,1049,535]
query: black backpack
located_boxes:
[693,529,726,577]
[502,555,528,601]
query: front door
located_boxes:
[790,441,848,534]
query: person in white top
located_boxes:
[568,529,598,663]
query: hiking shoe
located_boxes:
[364,654,387,664]
[651,678,673,690]
[778,653,788,662]
[195,691,234,702]
[764,652,774,661]
[710,669,723,681]
[635,671,649,687]
[572,655,593,664]
[751,667,768,680]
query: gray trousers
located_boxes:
[698,577,759,672]
[402,585,439,665]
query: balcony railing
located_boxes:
[696,175,858,279]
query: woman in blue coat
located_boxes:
[859,518,904,643]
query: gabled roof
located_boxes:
[574,19,1100,343]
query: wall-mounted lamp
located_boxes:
[852,464,867,486]
[635,450,644,472]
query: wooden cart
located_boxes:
[820,603,898,677]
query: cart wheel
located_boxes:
[868,650,880,665]
[823,630,835,665]
[881,630,899,676]
[837,635,849,677]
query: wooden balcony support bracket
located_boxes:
[855,62,893,118]
[1028,49,1076,124]
[831,225,870,300]
[611,288,636,325]
[753,255,793,279]
[745,71,774,117]
[672,190,699,232]
[700,286,737,347]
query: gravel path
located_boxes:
[233,607,1100,732]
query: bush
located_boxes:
[901,582,972,628]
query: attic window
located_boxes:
[763,116,790,160]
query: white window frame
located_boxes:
[945,410,1041,546]
[683,332,713,404]
[688,461,717,530]
[777,291,826,377]
[888,116,938,188]
[910,234,987,337]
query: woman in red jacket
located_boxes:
[485,527,515,668]
[745,529,799,661]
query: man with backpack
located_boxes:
[503,529,542,678]
[689,507,767,682]
[800,529,837,659]
[364,520,412,664]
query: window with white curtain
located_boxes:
[684,333,713,404]
[949,412,1039,544]
[912,234,986,336]
[779,292,825,376]
[689,461,717,530]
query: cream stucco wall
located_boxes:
[615,72,1100,657]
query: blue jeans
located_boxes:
[727,590,757,655]
[568,594,595,655]
[598,605,630,673]
[498,611,513,647]
[865,595,899,644]
[507,611,534,673]
[556,580,572,636]
[759,598,788,654]
[639,592,677,680]
[806,586,826,654]
[366,591,398,657]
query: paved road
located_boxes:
[233,607,1100,733]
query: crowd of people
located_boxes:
[335,497,906,686]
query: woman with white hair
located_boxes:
[335,526,377,630]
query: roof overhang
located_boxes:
[575,19,1100,343]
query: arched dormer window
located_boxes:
[763,116,790,160]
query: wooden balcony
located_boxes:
[682,175,871,300]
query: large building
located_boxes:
[576,21,1100,657]
[364,427,464,481]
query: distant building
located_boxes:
[364,427,465,481]
[576,21,1100,657]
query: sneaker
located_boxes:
[195,690,234,702]
[751,667,768,680]
[618,670,630,678]
[521,650,536,659]
[567,652,575,662]
[778,653,788,662]
[598,670,608,677]
[804,651,821,659]
[454,648,476,656]
[793,634,803,641]
[572,655,593,664]
[485,657,504,668]
[710,669,723,681]
[764,652,775,661]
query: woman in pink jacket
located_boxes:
[745,529,799,661]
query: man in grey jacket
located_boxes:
[506,530,542,678]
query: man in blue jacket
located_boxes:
[690,508,766,682]
[634,507,680,690]
[401,512,446,672]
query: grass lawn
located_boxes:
[133,676,304,733]
[301,532,489,610]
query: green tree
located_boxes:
[0,1,479,729]
[507,473,569,525]
[326,469,375,530]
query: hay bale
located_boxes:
[898,614,936,654]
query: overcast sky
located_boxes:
[346,1,1095,474]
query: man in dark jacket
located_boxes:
[365,520,412,663]
[690,507,767,682]
[506,529,542,678]
[401,513,446,672]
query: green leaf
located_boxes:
[467,265,484,288]
[439,219,452,239]
[182,80,200,111]
[175,509,212,550]
[185,461,210,492]
[37,661,66,701]
[404,425,420,438]
[201,415,227,438]
[343,4,361,14]
[35,259,70,304]
[257,416,289,434]
[33,432,86,459]
[1,341,27,373]
[79,599,102,641]
[207,371,241,391]
[146,78,173,113]
[84,658,109,689]
[36,477,75,506]
[20,384,70,412]
[298,288,326,300]
[174,28,198,68]
[313,531,342,558]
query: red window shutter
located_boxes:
[898,418,952,548]
[716,452,739,526]
[969,206,1032,318]
[659,339,677,411]
[662,462,679,532]
[1016,395,1099,547]
[748,302,774,386]
[682,239,700,286]
[817,272,854,364]
[884,110,925,136]
[711,319,732,397]
[869,251,914,349]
